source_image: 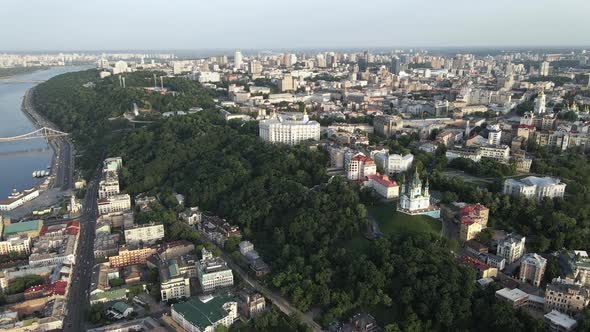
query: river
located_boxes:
[0,66,86,198]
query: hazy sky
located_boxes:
[2,0,590,51]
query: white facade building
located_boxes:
[373,152,414,175]
[124,223,165,245]
[234,50,243,69]
[0,236,32,255]
[497,233,526,264]
[478,145,510,162]
[503,176,566,201]
[97,194,131,215]
[197,249,234,293]
[534,90,547,114]
[259,111,320,145]
[0,188,40,211]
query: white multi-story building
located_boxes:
[534,90,547,114]
[98,172,120,199]
[487,125,502,145]
[112,61,128,75]
[445,149,482,162]
[0,236,31,255]
[197,248,233,293]
[171,295,238,332]
[478,145,510,162]
[97,194,131,215]
[124,223,165,245]
[373,152,413,175]
[497,233,526,264]
[503,176,566,201]
[540,61,550,77]
[160,260,191,302]
[345,153,377,181]
[234,50,243,70]
[195,71,221,83]
[259,111,320,145]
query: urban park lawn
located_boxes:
[369,202,442,237]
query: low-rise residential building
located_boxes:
[497,233,526,264]
[496,287,530,309]
[239,241,254,256]
[238,290,266,319]
[519,253,547,287]
[366,174,400,199]
[180,207,202,226]
[197,248,233,293]
[503,176,566,201]
[0,188,40,211]
[124,223,165,245]
[544,278,590,315]
[97,194,131,215]
[107,302,133,319]
[544,310,578,332]
[90,288,129,305]
[485,253,506,271]
[459,255,497,279]
[171,295,238,332]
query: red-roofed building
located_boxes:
[458,203,489,228]
[459,255,497,279]
[24,280,68,300]
[40,220,80,237]
[346,153,376,181]
[444,202,489,242]
[366,174,400,199]
[65,220,80,235]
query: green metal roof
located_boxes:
[112,301,130,313]
[172,295,235,330]
[4,220,40,236]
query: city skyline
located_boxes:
[2,0,590,51]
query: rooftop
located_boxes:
[171,295,235,330]
[4,220,41,236]
[544,310,577,329]
[496,287,529,302]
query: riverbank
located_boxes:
[2,86,75,220]
[0,66,50,78]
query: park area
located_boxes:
[343,202,442,254]
[370,203,442,236]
